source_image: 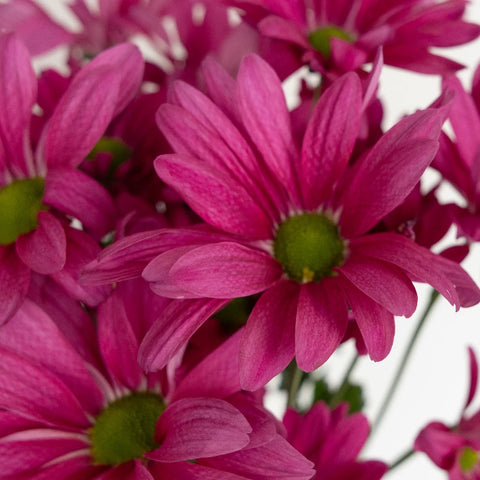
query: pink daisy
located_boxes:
[0,34,144,324]
[285,402,387,480]
[227,0,480,76]
[415,348,480,479]
[0,289,315,479]
[84,54,480,390]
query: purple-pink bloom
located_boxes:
[415,348,480,479]
[285,402,387,480]
[0,33,145,324]
[84,54,480,390]
[0,289,315,479]
[227,0,480,77]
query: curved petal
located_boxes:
[0,245,30,325]
[337,253,417,317]
[149,398,251,461]
[239,281,298,390]
[169,242,283,299]
[44,167,116,237]
[339,277,395,362]
[155,153,273,239]
[16,211,66,274]
[295,280,348,371]
[138,298,229,372]
[300,72,362,209]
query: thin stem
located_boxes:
[389,449,415,472]
[287,365,304,409]
[372,289,440,432]
[330,352,360,406]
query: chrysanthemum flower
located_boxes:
[84,54,480,390]
[285,402,387,480]
[415,348,480,479]
[227,0,480,76]
[0,291,315,479]
[0,34,144,324]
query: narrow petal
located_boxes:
[148,398,251,461]
[300,72,362,209]
[237,54,301,203]
[339,104,449,237]
[97,292,143,391]
[139,298,229,372]
[296,280,348,371]
[155,154,273,239]
[339,278,395,362]
[0,245,30,325]
[337,253,417,317]
[239,281,298,390]
[169,243,283,299]
[43,68,120,168]
[465,347,478,412]
[0,33,36,174]
[44,168,116,237]
[15,211,66,274]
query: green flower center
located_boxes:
[90,392,165,466]
[460,446,479,473]
[0,178,45,245]
[88,137,131,177]
[308,26,353,58]
[273,213,344,283]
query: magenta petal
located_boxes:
[259,16,310,47]
[338,253,417,317]
[149,398,251,461]
[300,72,362,209]
[295,281,348,371]
[339,104,448,237]
[239,281,298,390]
[43,68,120,168]
[465,348,479,411]
[97,293,143,391]
[139,298,229,372]
[44,167,116,236]
[169,243,283,299]
[0,245,30,325]
[339,278,395,362]
[0,33,36,174]
[237,54,300,202]
[16,211,66,274]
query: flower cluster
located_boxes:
[1,0,480,478]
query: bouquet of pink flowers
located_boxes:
[1,0,480,478]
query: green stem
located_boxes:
[389,449,415,472]
[287,365,304,409]
[372,289,440,432]
[330,353,360,406]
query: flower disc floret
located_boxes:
[460,446,479,473]
[0,178,45,245]
[273,213,344,283]
[308,26,352,58]
[90,392,165,465]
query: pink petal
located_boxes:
[97,292,143,391]
[295,280,348,371]
[44,168,116,237]
[239,281,298,391]
[139,298,229,372]
[339,103,449,237]
[330,38,368,72]
[237,54,301,204]
[337,253,417,317]
[339,278,395,362]
[0,33,36,175]
[465,347,478,412]
[300,72,362,209]
[148,398,251,461]
[173,330,242,401]
[43,68,120,168]
[16,211,66,274]
[155,154,273,239]
[259,16,310,48]
[0,245,30,325]
[169,242,283,299]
